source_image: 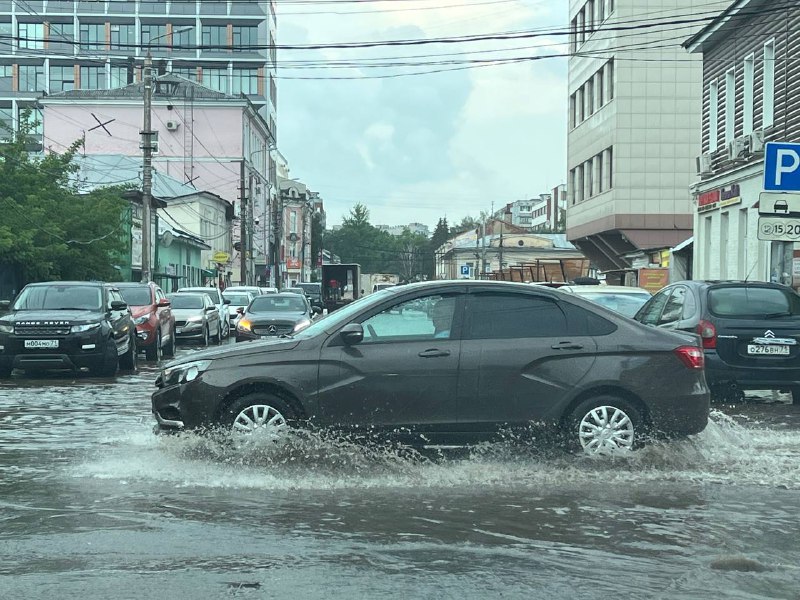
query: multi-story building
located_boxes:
[566,0,719,283]
[495,189,566,231]
[277,177,319,286]
[684,0,800,285]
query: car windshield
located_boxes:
[250,296,307,313]
[708,287,800,318]
[168,294,205,310]
[577,292,652,317]
[181,288,221,304]
[223,293,251,306]
[118,286,152,306]
[12,285,102,310]
[293,288,397,338]
[297,283,321,294]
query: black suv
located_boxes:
[634,280,800,403]
[0,281,137,378]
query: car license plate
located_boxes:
[747,344,790,355]
[175,327,183,334]
[24,339,59,349]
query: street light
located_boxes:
[140,25,194,283]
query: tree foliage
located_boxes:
[0,115,129,285]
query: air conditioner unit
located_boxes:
[727,137,747,161]
[165,120,180,131]
[748,129,766,154]
[696,153,713,175]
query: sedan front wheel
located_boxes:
[223,392,295,436]
[567,395,643,456]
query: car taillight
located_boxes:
[674,346,705,369]
[695,319,717,349]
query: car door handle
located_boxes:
[418,349,451,358]
[551,341,584,350]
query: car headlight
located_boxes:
[133,313,151,326]
[237,319,252,332]
[0,321,12,334]
[71,322,101,333]
[161,360,212,386]
[292,319,311,333]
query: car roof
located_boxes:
[168,291,210,298]
[560,285,651,294]
[27,281,105,287]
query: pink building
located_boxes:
[40,74,275,285]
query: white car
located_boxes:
[222,291,255,328]
[558,284,652,317]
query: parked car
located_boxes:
[235,292,319,342]
[176,287,230,341]
[222,290,254,328]
[167,292,221,346]
[226,286,265,297]
[296,282,323,309]
[558,285,652,317]
[115,281,176,361]
[259,287,278,294]
[153,281,709,456]
[0,281,137,378]
[634,280,800,404]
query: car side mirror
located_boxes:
[110,300,127,311]
[157,298,170,307]
[224,299,231,305]
[205,306,217,312]
[340,322,364,345]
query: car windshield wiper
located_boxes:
[764,311,793,319]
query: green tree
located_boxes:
[0,115,128,284]
[392,229,429,282]
[325,204,397,273]
[427,217,450,279]
[450,215,479,235]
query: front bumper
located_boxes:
[152,377,220,430]
[0,330,110,372]
[174,322,206,340]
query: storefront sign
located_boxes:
[286,257,301,270]
[697,184,741,212]
[638,268,670,293]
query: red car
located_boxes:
[115,282,176,361]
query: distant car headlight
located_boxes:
[70,322,101,333]
[237,318,252,332]
[133,313,151,326]
[161,359,212,386]
[292,319,311,333]
[0,321,12,334]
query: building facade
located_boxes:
[277,177,319,286]
[495,189,567,231]
[684,0,800,285]
[566,0,724,280]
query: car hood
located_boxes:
[171,308,206,320]
[4,309,102,324]
[164,337,301,367]
[247,311,308,323]
[128,305,153,318]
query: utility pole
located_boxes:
[239,161,247,285]
[140,52,154,283]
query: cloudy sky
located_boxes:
[277,0,567,229]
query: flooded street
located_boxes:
[2,342,800,599]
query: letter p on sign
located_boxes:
[765,142,800,191]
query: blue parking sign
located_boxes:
[764,142,800,191]
[460,265,470,276]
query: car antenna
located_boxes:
[743,258,759,283]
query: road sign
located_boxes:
[757,216,800,241]
[758,192,800,217]
[460,265,470,276]
[764,142,800,191]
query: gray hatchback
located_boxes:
[152,281,710,455]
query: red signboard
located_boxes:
[286,257,301,270]
[698,189,721,213]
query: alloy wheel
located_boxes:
[232,404,287,434]
[578,405,635,455]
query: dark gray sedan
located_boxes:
[235,292,318,342]
[153,281,710,455]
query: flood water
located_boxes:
[1,344,800,599]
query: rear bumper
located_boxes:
[705,351,800,389]
[647,389,710,436]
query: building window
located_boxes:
[597,151,604,193]
[586,0,594,33]
[570,17,577,53]
[585,157,593,198]
[171,66,197,81]
[763,40,775,128]
[231,68,258,94]
[0,106,13,140]
[80,65,107,89]
[49,23,75,53]
[19,105,42,135]
[202,25,228,49]
[79,23,105,51]
[577,8,585,45]
[19,23,44,49]
[606,59,614,101]
[597,69,604,108]
[743,54,754,135]
[141,24,168,49]
[49,65,75,92]
[110,66,129,88]
[232,25,258,52]
[110,24,136,50]
[18,64,46,92]
[587,76,595,115]
[0,65,12,93]
[725,68,735,145]
[606,146,613,189]
[173,26,193,49]
[708,80,719,152]
[202,68,228,92]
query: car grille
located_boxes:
[14,322,71,336]
[252,322,294,336]
[174,320,187,327]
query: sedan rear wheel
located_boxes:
[223,393,294,436]
[568,395,643,456]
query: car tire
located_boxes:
[566,395,644,455]
[222,392,296,435]
[791,387,800,405]
[212,323,221,345]
[202,325,209,347]
[119,333,137,371]
[164,329,176,357]
[221,318,229,340]
[145,330,162,361]
[93,339,118,377]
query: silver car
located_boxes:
[177,287,230,341]
[167,293,221,346]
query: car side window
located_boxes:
[658,287,687,325]
[637,289,670,326]
[360,294,458,343]
[466,293,570,339]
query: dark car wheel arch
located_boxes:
[215,381,309,425]
[558,384,651,431]
[565,394,646,452]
